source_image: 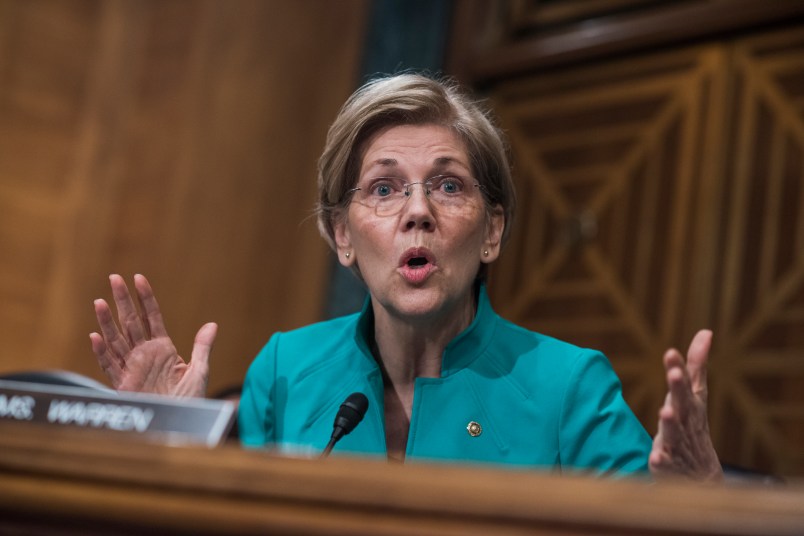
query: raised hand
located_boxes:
[89,274,216,398]
[649,329,723,482]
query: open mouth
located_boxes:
[399,251,435,284]
[407,257,428,268]
[399,247,436,268]
[398,248,437,284]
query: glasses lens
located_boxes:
[367,178,406,216]
[427,175,471,207]
[354,176,482,216]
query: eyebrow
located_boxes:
[372,158,398,168]
[433,157,462,168]
[367,156,466,172]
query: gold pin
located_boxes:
[466,421,482,437]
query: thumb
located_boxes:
[190,322,218,372]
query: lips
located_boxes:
[399,247,435,267]
[398,247,437,284]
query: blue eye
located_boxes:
[437,176,463,194]
[374,184,393,197]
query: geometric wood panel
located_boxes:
[488,34,804,476]
[711,27,804,476]
[489,45,728,434]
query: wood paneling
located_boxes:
[448,0,804,82]
[481,26,804,477]
[2,423,803,535]
[509,0,666,30]
[0,0,369,393]
[488,45,727,432]
[712,28,804,476]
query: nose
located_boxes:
[404,182,431,198]
[401,182,434,231]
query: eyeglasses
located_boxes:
[346,175,485,217]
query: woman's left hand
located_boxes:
[649,329,723,482]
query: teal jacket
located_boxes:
[240,286,652,475]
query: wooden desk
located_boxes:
[1,422,802,535]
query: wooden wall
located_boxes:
[449,1,804,477]
[0,0,369,393]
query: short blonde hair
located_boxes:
[316,73,516,256]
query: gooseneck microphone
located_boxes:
[320,392,369,458]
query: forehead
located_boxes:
[359,124,469,173]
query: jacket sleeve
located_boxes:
[558,349,652,476]
[239,332,281,448]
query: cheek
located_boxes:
[351,218,391,254]
[447,212,489,251]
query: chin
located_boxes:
[383,286,461,321]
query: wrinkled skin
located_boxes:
[649,329,723,482]
[89,274,216,398]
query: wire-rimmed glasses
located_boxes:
[346,174,485,217]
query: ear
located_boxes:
[481,204,505,264]
[333,214,356,267]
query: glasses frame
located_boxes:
[345,174,487,215]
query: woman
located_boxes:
[90,74,722,480]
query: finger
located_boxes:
[650,402,684,478]
[94,298,131,359]
[89,332,124,386]
[649,441,673,474]
[663,346,685,372]
[133,276,151,340]
[658,384,682,448]
[665,349,694,421]
[686,329,713,396]
[186,323,217,396]
[110,274,147,344]
[133,274,168,338]
[659,349,689,444]
[190,322,218,373]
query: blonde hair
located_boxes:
[316,73,516,260]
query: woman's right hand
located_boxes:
[89,274,216,398]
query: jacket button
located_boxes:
[466,421,482,437]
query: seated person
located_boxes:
[89,73,722,480]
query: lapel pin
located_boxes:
[467,421,482,437]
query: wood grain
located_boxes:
[485,30,804,477]
[1,422,803,535]
[0,0,369,394]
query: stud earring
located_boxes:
[483,249,489,257]
[345,252,351,259]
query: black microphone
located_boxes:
[320,392,369,458]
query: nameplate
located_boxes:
[0,379,235,447]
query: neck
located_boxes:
[370,289,477,389]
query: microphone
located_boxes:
[320,392,369,458]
